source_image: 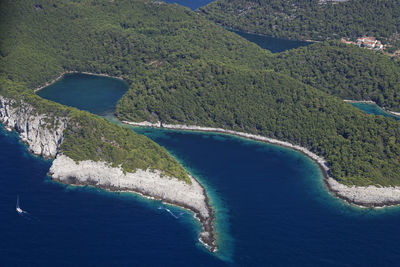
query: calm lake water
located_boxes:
[351,102,400,120]
[1,73,399,266]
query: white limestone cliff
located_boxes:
[0,95,216,251]
[0,96,68,157]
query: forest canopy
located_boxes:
[200,0,400,51]
[1,0,400,186]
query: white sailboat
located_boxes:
[16,195,24,214]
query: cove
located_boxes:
[159,0,311,52]
[351,102,400,120]
[37,73,128,116]
[4,114,400,266]
[11,73,398,266]
[163,0,215,10]
[228,29,311,53]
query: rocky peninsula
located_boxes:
[124,120,400,208]
[50,155,216,251]
[0,95,217,252]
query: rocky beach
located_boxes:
[123,120,400,208]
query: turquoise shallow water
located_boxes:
[3,115,400,266]
[4,1,400,265]
[351,102,400,120]
[4,73,395,265]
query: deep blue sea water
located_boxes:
[351,102,400,120]
[0,74,398,266]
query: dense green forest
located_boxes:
[200,0,400,51]
[0,0,270,88]
[116,60,400,186]
[1,0,400,186]
[269,41,400,111]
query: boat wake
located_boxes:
[158,206,184,219]
[16,195,39,221]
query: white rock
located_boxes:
[0,96,68,157]
[327,178,400,206]
[124,120,400,207]
[0,95,216,250]
[50,155,210,218]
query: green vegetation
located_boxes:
[1,0,400,186]
[200,0,400,49]
[0,0,269,88]
[62,111,190,182]
[270,41,400,111]
[116,61,400,186]
[201,0,400,111]
[1,81,190,183]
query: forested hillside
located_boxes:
[0,0,270,88]
[200,0,400,51]
[1,0,400,186]
[116,60,400,186]
[270,41,400,111]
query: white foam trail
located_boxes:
[159,206,181,219]
[165,208,179,219]
[16,196,39,221]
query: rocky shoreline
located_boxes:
[0,96,67,157]
[0,95,217,252]
[123,120,400,208]
[325,178,400,208]
[34,71,125,93]
[50,155,217,251]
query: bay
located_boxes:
[2,73,398,266]
[37,73,128,116]
[229,29,310,53]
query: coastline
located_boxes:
[122,120,400,208]
[55,177,217,251]
[344,99,400,117]
[219,25,318,43]
[34,71,125,93]
[0,95,217,252]
[49,155,217,252]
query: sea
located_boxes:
[2,5,400,265]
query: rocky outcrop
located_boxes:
[0,95,217,251]
[49,155,216,251]
[0,96,68,157]
[326,178,400,207]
